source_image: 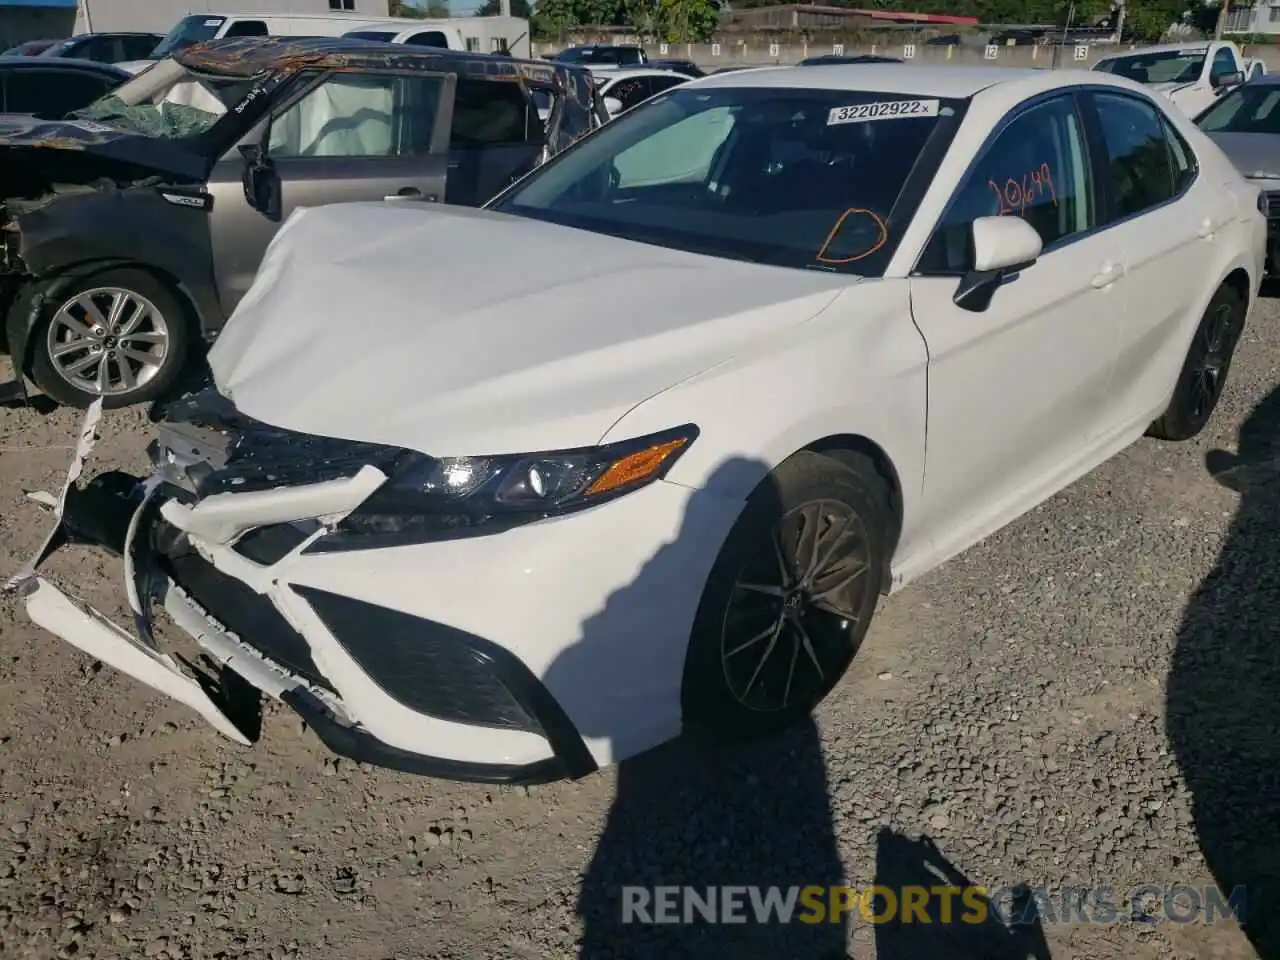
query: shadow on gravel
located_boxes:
[871,829,1051,960]
[543,457,851,959]
[1169,383,1280,958]
[0,392,58,414]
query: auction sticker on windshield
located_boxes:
[828,99,940,125]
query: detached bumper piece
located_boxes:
[9,403,596,785]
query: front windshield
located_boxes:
[68,57,256,141]
[151,14,226,59]
[1094,50,1206,84]
[489,86,961,275]
[1197,83,1280,133]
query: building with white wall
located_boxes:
[74,0,390,35]
[0,0,75,49]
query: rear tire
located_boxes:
[30,269,190,410]
[681,450,891,741]
[1146,284,1245,442]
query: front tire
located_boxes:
[29,269,190,409]
[681,450,891,741]
[1147,284,1245,442]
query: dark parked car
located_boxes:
[550,44,647,66]
[2,39,60,57]
[0,58,129,115]
[797,54,904,65]
[32,32,163,64]
[644,57,703,77]
[0,37,609,409]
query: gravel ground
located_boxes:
[1,294,1278,960]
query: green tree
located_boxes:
[655,0,719,41]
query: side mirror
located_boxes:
[953,216,1042,312]
[603,95,623,116]
[1212,70,1244,89]
[239,142,281,221]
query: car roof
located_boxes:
[174,36,583,87]
[0,55,129,75]
[596,67,686,80]
[692,64,1038,97]
[1096,42,1211,59]
[689,64,1148,100]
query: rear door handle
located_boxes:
[1198,215,1228,238]
[385,187,435,202]
[1090,261,1124,288]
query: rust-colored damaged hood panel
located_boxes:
[0,115,208,183]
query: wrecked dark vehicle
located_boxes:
[0,36,609,409]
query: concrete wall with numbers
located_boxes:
[531,40,1280,72]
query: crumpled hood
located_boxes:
[0,114,207,182]
[1204,131,1280,179]
[210,203,853,456]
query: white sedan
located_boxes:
[590,67,691,117]
[9,65,1266,784]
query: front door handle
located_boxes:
[1090,261,1124,288]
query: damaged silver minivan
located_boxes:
[0,36,607,409]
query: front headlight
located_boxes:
[325,424,698,545]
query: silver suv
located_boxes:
[0,37,607,408]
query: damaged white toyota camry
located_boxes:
[8,65,1266,783]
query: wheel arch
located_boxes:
[1221,265,1252,307]
[804,434,905,595]
[9,259,207,374]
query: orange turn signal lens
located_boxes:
[585,437,690,496]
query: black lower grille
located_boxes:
[159,538,337,695]
[292,586,540,732]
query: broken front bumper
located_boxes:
[6,402,598,784]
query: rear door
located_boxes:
[1078,88,1214,428]
[206,69,456,312]
[444,76,545,206]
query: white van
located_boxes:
[117,11,434,74]
[341,21,467,53]
[344,16,530,59]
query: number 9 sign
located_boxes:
[769,42,779,57]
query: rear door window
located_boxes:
[1092,91,1177,220]
[122,35,159,59]
[450,77,540,146]
[224,20,269,38]
[406,31,450,48]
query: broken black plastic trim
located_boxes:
[282,686,588,784]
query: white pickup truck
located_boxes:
[1092,40,1247,116]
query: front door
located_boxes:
[908,92,1127,539]
[207,70,456,314]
